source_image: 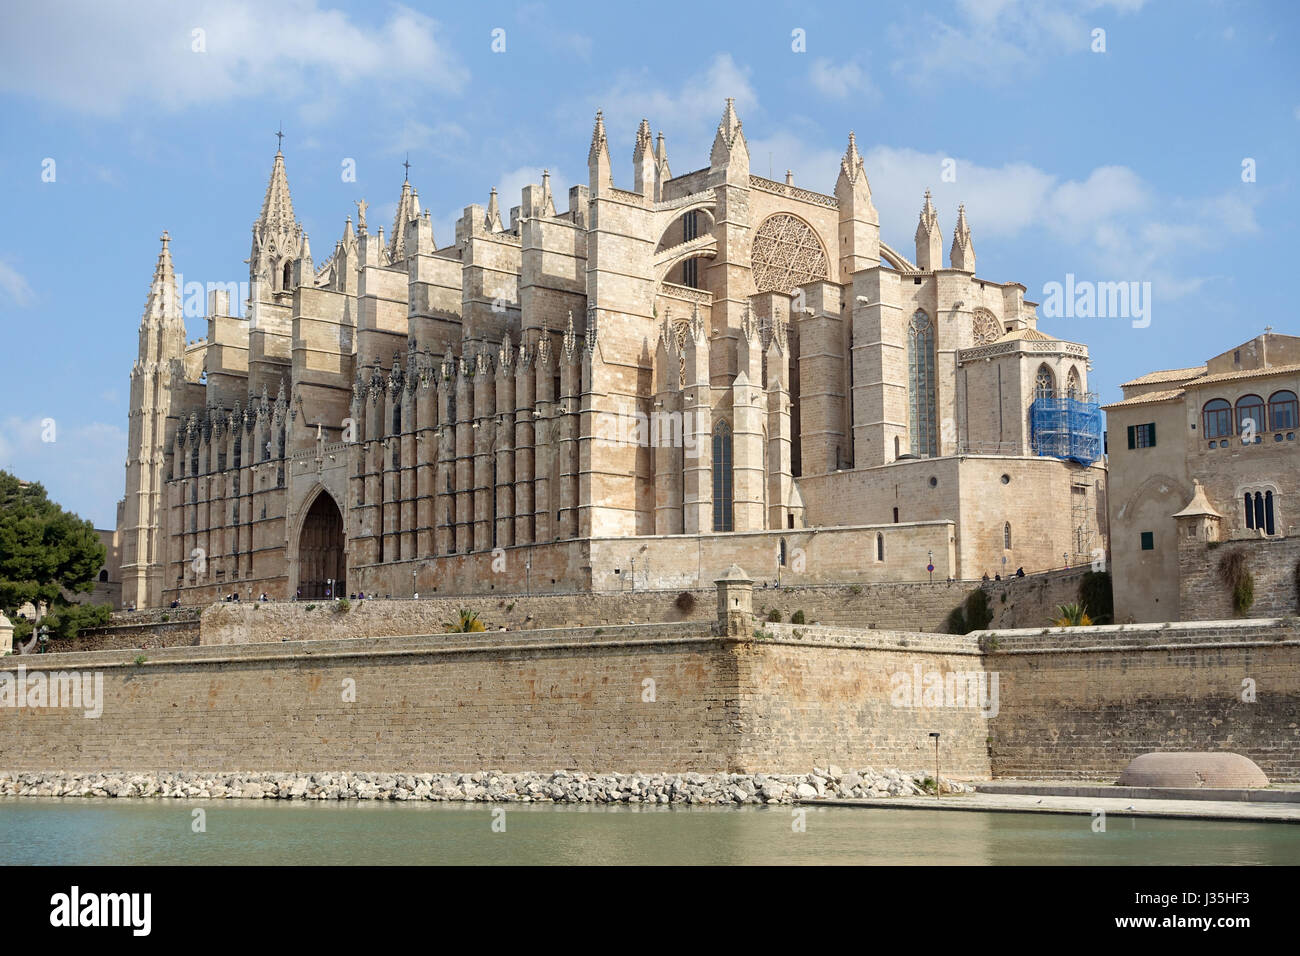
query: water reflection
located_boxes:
[1,798,1295,866]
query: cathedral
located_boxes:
[116,100,1108,608]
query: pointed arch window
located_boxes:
[282,261,293,292]
[1004,522,1012,549]
[1035,364,1056,400]
[908,310,937,457]
[1066,367,1081,399]
[712,420,734,532]
[876,532,885,562]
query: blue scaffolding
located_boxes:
[1030,393,1102,466]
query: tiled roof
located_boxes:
[1101,388,1185,410]
[1189,363,1300,387]
[1120,366,1206,388]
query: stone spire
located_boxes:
[389,178,417,262]
[256,149,296,237]
[539,170,557,218]
[655,131,671,179]
[588,109,612,194]
[634,118,655,197]
[485,187,503,231]
[915,190,942,272]
[835,131,880,275]
[141,231,182,329]
[250,147,302,288]
[709,97,749,176]
[949,203,975,272]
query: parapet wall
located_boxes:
[196,568,1091,647]
[984,619,1300,781]
[1179,535,1300,621]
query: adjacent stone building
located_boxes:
[116,101,1107,607]
[1104,331,1300,622]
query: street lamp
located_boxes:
[928,732,941,799]
[927,549,934,584]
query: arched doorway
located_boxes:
[298,491,345,599]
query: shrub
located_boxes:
[848,584,863,596]
[160,613,170,622]
[305,604,317,612]
[766,609,782,622]
[444,609,486,633]
[1050,603,1093,627]
[1218,548,1255,617]
[945,606,967,635]
[1077,571,1113,624]
[335,597,351,612]
[133,654,147,666]
[790,609,806,625]
[675,591,696,613]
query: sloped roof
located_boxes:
[1121,365,1206,388]
[1102,388,1185,410]
[993,327,1053,343]
[1190,362,1300,387]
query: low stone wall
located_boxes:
[1180,536,1300,621]
[0,622,991,777]
[196,568,1091,646]
[984,619,1300,782]
[59,619,200,653]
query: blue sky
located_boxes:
[0,0,1296,527]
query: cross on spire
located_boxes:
[403,153,411,182]
[275,124,284,152]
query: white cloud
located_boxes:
[0,259,35,307]
[854,144,1247,302]
[888,0,1148,86]
[0,416,127,528]
[808,58,878,100]
[0,0,468,115]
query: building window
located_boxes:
[1202,399,1232,439]
[1234,394,1265,436]
[908,310,937,457]
[1269,390,1298,430]
[779,538,787,566]
[682,258,698,288]
[1004,522,1012,549]
[1244,490,1277,535]
[876,533,884,562]
[1140,531,1154,551]
[683,211,698,242]
[712,421,733,532]
[892,507,899,523]
[1127,423,1156,449]
[1034,364,1055,400]
[1066,366,1081,399]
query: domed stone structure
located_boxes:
[1116,752,1269,788]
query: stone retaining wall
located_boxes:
[0,622,991,777]
[983,619,1300,781]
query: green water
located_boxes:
[2,798,1297,865]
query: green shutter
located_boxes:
[1127,425,1135,449]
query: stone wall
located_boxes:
[196,567,1092,646]
[0,623,990,776]
[1179,535,1300,621]
[984,619,1300,781]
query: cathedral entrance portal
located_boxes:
[297,491,345,599]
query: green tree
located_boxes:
[0,472,109,644]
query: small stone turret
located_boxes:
[715,564,754,636]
